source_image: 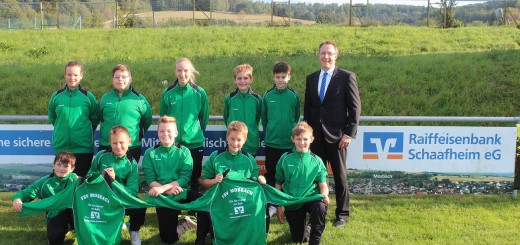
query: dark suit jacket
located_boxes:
[303,67,361,143]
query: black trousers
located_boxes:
[125,207,146,232]
[47,209,74,244]
[264,146,292,187]
[156,190,207,244]
[285,201,327,245]
[70,152,94,178]
[311,138,350,220]
[189,147,204,192]
[98,145,142,163]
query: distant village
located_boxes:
[1,170,515,195]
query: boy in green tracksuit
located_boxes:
[87,126,144,245]
[199,121,263,242]
[98,64,152,162]
[142,116,206,244]
[160,57,210,192]
[12,152,78,244]
[261,62,301,216]
[275,122,329,245]
[48,61,98,177]
[223,64,262,157]
[18,173,153,245]
[150,170,323,245]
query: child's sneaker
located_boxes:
[268,205,277,218]
[177,215,197,238]
[302,224,311,243]
[130,231,141,245]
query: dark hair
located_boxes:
[54,151,76,168]
[273,61,291,74]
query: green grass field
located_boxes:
[1,192,520,244]
[1,25,520,244]
[0,26,519,118]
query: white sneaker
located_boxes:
[268,205,277,218]
[302,224,311,243]
[130,231,141,245]
[177,215,197,238]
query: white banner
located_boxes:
[347,126,517,174]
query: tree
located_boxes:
[439,0,463,28]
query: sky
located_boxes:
[270,1,489,7]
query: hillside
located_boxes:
[0,26,519,119]
[134,10,316,25]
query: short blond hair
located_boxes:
[158,116,177,126]
[110,125,131,140]
[233,64,253,79]
[226,121,248,138]
[292,121,313,137]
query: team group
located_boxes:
[11,40,361,245]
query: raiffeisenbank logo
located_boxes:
[363,132,404,160]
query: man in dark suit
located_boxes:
[304,40,361,227]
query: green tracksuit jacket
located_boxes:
[261,85,301,149]
[160,81,210,149]
[148,171,323,245]
[19,175,153,245]
[48,85,99,154]
[223,87,262,156]
[12,172,78,222]
[275,150,327,210]
[201,148,259,181]
[87,150,139,197]
[98,85,152,148]
[142,143,193,189]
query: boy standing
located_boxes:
[48,61,98,177]
[275,122,329,245]
[12,152,78,244]
[98,64,152,162]
[223,64,262,157]
[142,116,205,244]
[261,61,301,188]
[87,126,144,245]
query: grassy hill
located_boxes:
[134,10,316,25]
[0,26,519,120]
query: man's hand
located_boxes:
[339,135,352,149]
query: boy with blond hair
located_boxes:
[223,64,262,157]
[199,121,263,243]
[275,122,329,245]
[87,126,144,245]
[142,116,206,244]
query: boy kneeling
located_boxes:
[275,122,329,245]
[12,152,78,244]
